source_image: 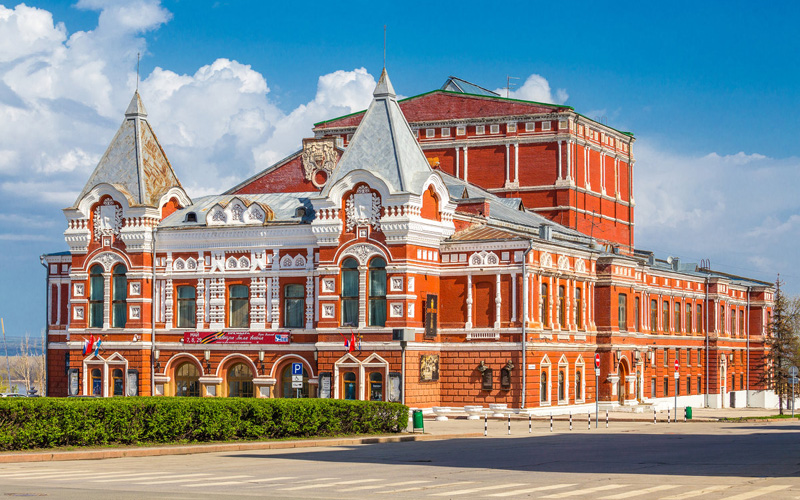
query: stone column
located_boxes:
[466,274,473,329]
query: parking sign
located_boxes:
[292,362,303,375]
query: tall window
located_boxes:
[343,372,356,400]
[369,372,383,401]
[558,370,565,401]
[650,299,657,332]
[674,302,681,333]
[662,300,670,332]
[227,363,253,397]
[541,283,549,326]
[663,376,668,396]
[633,296,640,332]
[89,264,104,328]
[739,309,745,336]
[540,371,548,402]
[697,375,702,393]
[686,303,693,333]
[720,306,725,334]
[91,368,102,396]
[112,265,127,328]
[575,370,583,400]
[111,368,124,396]
[618,294,627,331]
[177,286,196,329]
[175,362,200,397]
[731,307,736,335]
[558,286,566,328]
[284,284,305,328]
[697,304,703,333]
[341,258,359,327]
[575,286,582,329]
[228,285,249,328]
[368,257,387,327]
[686,375,692,394]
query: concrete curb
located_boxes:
[0,432,484,464]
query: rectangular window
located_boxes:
[697,304,703,333]
[575,286,582,329]
[697,375,702,393]
[441,127,450,137]
[662,300,670,332]
[368,261,387,327]
[676,375,681,396]
[475,125,485,135]
[686,303,693,333]
[618,293,627,331]
[686,375,692,394]
[490,124,500,134]
[540,283,549,326]
[341,261,359,327]
[663,348,668,367]
[425,128,435,138]
[228,285,249,328]
[650,299,657,332]
[112,266,127,328]
[663,377,668,397]
[633,296,640,331]
[542,121,552,131]
[89,267,104,328]
[284,284,305,328]
[559,120,568,130]
[651,377,656,398]
[177,286,196,329]
[558,285,566,328]
[507,123,517,132]
[456,126,466,135]
[674,302,681,333]
[525,122,535,132]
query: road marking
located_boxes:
[599,484,679,499]
[542,484,629,498]
[486,484,577,497]
[431,483,527,496]
[337,480,430,492]
[0,469,82,477]
[92,472,182,483]
[721,485,792,500]
[280,478,381,491]
[1,471,119,481]
[185,477,256,487]
[376,481,475,494]
[245,476,298,483]
[660,485,731,500]
[132,473,216,485]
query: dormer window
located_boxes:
[185,212,197,223]
[295,207,306,218]
[475,125,485,135]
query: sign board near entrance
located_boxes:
[291,362,303,375]
[183,331,290,344]
[595,354,600,369]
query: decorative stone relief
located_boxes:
[342,243,383,266]
[408,276,415,292]
[174,258,186,271]
[129,306,141,320]
[390,277,403,292]
[93,198,122,241]
[226,257,238,270]
[408,302,414,318]
[129,282,140,296]
[206,197,271,226]
[575,259,586,273]
[97,252,123,271]
[322,278,335,293]
[321,303,335,318]
[301,137,338,188]
[239,257,250,269]
[279,254,306,269]
[469,251,500,267]
[390,303,404,318]
[540,252,553,268]
[73,283,84,297]
[558,255,570,271]
[74,307,84,320]
[305,276,314,328]
[345,185,381,232]
[187,258,197,270]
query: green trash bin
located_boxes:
[685,406,692,420]
[412,410,424,433]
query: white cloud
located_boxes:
[635,141,800,288]
[494,74,568,105]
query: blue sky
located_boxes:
[0,0,798,340]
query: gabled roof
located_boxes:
[73,91,183,208]
[321,69,433,196]
[441,76,500,97]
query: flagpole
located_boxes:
[1,318,12,392]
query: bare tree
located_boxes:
[761,279,800,414]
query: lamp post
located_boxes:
[595,353,600,428]
[674,358,679,421]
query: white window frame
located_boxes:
[542,121,552,131]
[489,124,500,134]
[441,127,450,137]
[336,137,343,147]
[540,356,552,406]
[425,128,436,138]
[507,122,517,132]
[525,122,535,132]
[456,126,466,135]
[475,125,485,135]
[558,355,569,404]
[559,120,568,130]
[575,356,586,403]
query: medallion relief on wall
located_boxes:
[93,198,122,241]
[345,185,381,232]
[301,137,338,188]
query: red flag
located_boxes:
[348,331,356,353]
[87,335,95,355]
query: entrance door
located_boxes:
[636,369,642,402]
[618,364,627,405]
[343,372,356,400]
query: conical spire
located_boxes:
[372,68,396,98]
[124,90,147,118]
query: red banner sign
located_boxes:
[183,331,290,345]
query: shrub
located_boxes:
[0,398,409,451]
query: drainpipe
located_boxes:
[151,227,158,397]
[39,256,49,397]
[401,340,407,405]
[520,239,534,408]
[704,276,709,408]
[746,286,750,407]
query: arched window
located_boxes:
[343,371,357,400]
[341,258,359,327]
[91,368,102,396]
[540,283,549,326]
[284,284,305,328]
[674,302,681,333]
[228,285,249,328]
[369,372,383,401]
[281,364,309,398]
[662,300,670,332]
[112,265,127,328]
[575,286,583,329]
[89,265,104,328]
[558,370,565,401]
[175,362,200,397]
[618,294,627,331]
[686,303,693,333]
[177,286,196,329]
[575,370,583,400]
[697,304,703,333]
[558,286,566,328]
[540,371,548,402]
[633,296,640,331]
[650,299,658,332]
[227,363,253,397]
[111,368,124,396]
[720,306,726,334]
[368,257,386,327]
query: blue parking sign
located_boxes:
[292,362,303,375]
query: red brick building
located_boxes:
[42,70,775,411]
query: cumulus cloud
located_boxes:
[494,74,569,105]
[635,141,800,286]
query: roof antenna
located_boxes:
[136,52,140,92]
[506,75,519,98]
[383,25,387,68]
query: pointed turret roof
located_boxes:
[74,91,183,208]
[321,68,433,196]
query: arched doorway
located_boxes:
[618,361,628,405]
[110,368,124,396]
[369,372,383,401]
[175,362,200,397]
[227,363,254,397]
[91,368,102,396]
[342,372,356,400]
[280,364,309,398]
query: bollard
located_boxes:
[588,412,591,431]
[667,409,671,424]
[569,412,572,431]
[508,414,511,435]
[550,413,553,432]
[683,407,686,423]
[529,414,532,434]
[606,410,609,428]
[484,413,488,437]
[654,408,657,425]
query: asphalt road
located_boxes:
[1,420,798,499]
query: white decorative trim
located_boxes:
[469,250,500,267]
[93,198,123,242]
[345,185,381,232]
[73,283,84,297]
[390,277,403,292]
[129,306,141,320]
[408,276,415,292]
[74,307,84,320]
[322,278,335,293]
[321,303,335,318]
[390,303,404,318]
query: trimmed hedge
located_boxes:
[0,398,409,451]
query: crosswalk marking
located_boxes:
[376,481,475,494]
[280,478,380,491]
[486,484,577,497]
[660,485,731,500]
[431,483,526,496]
[245,476,298,483]
[92,472,181,483]
[0,470,92,479]
[184,477,255,488]
[721,485,792,500]
[132,473,215,485]
[0,469,82,478]
[337,480,430,492]
[599,484,679,499]
[542,484,629,498]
